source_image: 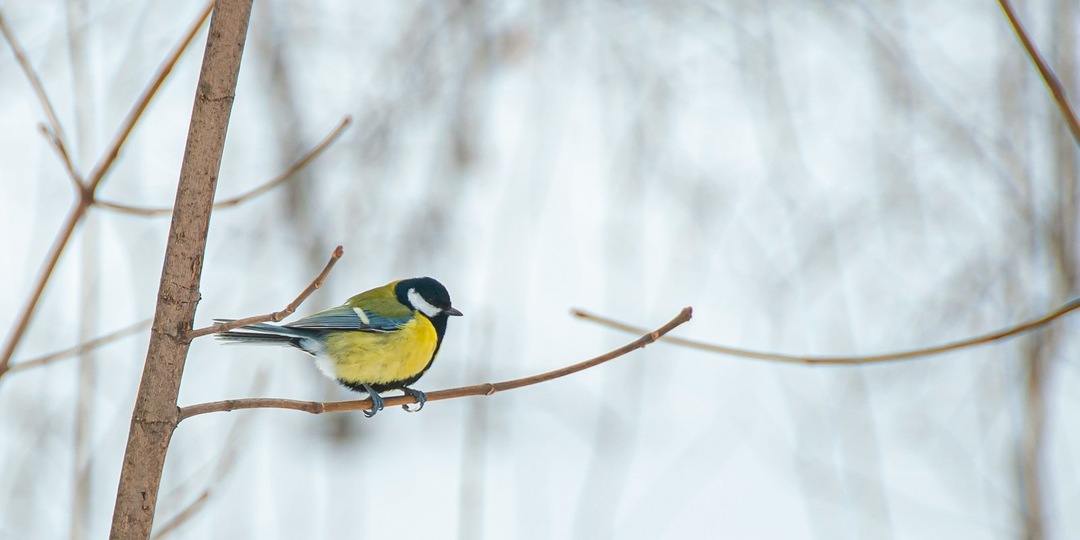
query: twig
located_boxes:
[0,1,213,378]
[95,116,352,216]
[0,205,85,377]
[186,245,345,339]
[572,298,1080,365]
[0,9,81,187]
[152,370,264,539]
[84,0,214,192]
[177,307,693,422]
[39,124,83,189]
[8,318,150,373]
[998,0,1080,146]
[149,492,209,540]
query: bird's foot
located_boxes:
[401,387,427,412]
[362,384,385,418]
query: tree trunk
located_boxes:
[109,1,252,538]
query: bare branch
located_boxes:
[177,307,693,421]
[572,298,1080,365]
[0,205,86,377]
[84,0,214,191]
[39,123,84,189]
[0,9,81,187]
[151,371,262,539]
[0,1,214,378]
[95,116,352,217]
[196,116,348,208]
[998,0,1080,146]
[8,318,150,373]
[149,492,209,540]
[186,245,345,339]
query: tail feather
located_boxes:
[215,331,300,347]
[213,319,316,348]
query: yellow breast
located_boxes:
[323,315,439,386]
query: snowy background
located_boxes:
[1,0,1079,538]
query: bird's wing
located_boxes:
[285,304,410,333]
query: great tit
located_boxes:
[216,277,461,417]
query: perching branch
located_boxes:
[572,298,1080,365]
[177,307,693,421]
[997,0,1080,147]
[7,318,151,373]
[186,245,344,339]
[95,116,352,216]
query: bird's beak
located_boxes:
[446,307,463,317]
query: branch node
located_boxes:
[186,245,344,339]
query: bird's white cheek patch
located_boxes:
[408,288,441,317]
[352,307,371,325]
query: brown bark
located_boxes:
[108,1,252,538]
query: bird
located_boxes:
[215,277,461,417]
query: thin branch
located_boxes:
[0,203,86,377]
[572,298,1080,365]
[0,8,81,187]
[8,318,150,373]
[177,307,693,422]
[0,1,214,378]
[186,245,345,339]
[95,116,352,216]
[998,0,1080,147]
[149,492,208,540]
[39,124,84,189]
[84,0,214,192]
[151,371,263,539]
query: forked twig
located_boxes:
[186,245,345,339]
[572,298,1080,365]
[84,0,215,192]
[177,307,692,421]
[0,9,80,186]
[0,1,213,377]
[95,116,352,216]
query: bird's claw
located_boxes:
[401,387,427,413]
[362,384,385,418]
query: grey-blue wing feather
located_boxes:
[285,305,408,333]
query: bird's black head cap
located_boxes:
[395,277,461,318]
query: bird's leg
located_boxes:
[401,387,427,412]
[361,384,385,418]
